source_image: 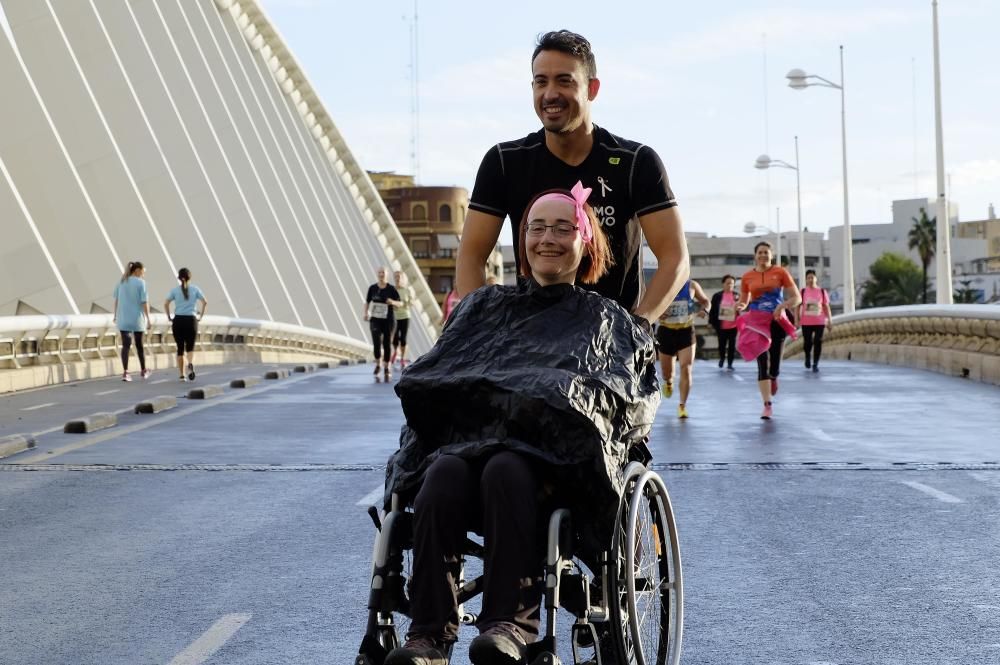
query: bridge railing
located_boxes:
[0,315,370,390]
[784,304,1000,385]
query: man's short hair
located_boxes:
[805,269,817,277]
[533,30,597,79]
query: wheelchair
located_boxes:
[356,459,683,665]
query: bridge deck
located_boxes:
[1,360,998,664]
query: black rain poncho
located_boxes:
[385,281,659,554]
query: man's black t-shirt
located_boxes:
[469,125,677,311]
[366,283,400,323]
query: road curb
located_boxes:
[134,396,178,414]
[0,434,37,458]
[264,369,290,380]
[64,412,117,434]
[230,376,261,389]
[187,385,225,400]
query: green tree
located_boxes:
[955,278,979,304]
[861,252,924,308]
[908,207,936,303]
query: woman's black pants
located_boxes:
[755,320,788,381]
[370,319,393,361]
[802,325,825,366]
[409,451,541,643]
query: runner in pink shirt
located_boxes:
[798,269,833,372]
[708,274,738,370]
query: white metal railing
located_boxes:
[0,314,370,369]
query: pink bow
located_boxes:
[529,181,594,244]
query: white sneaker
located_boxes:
[122,372,132,382]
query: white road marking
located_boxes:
[357,485,384,507]
[95,389,120,396]
[810,428,834,442]
[14,371,321,463]
[900,480,963,504]
[151,379,171,384]
[167,613,251,665]
[732,374,744,382]
[968,471,1000,490]
[21,402,56,411]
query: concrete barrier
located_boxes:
[293,364,316,373]
[317,361,331,369]
[230,376,261,389]
[134,396,178,414]
[64,412,117,434]
[187,385,225,400]
[265,369,290,380]
[0,434,36,458]
[339,359,352,366]
[785,304,1000,386]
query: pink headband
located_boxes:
[527,181,594,244]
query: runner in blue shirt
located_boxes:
[113,261,151,382]
[165,268,208,382]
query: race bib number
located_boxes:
[662,301,691,326]
[369,302,389,319]
[719,305,736,322]
[805,302,821,316]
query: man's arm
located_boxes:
[455,210,504,297]
[633,206,689,323]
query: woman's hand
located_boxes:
[772,306,785,321]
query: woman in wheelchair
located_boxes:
[370,182,669,665]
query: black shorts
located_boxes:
[655,325,695,356]
[172,315,198,354]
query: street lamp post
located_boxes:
[932,0,952,303]
[754,136,805,285]
[787,47,854,313]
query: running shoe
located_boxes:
[812,364,819,373]
[373,364,380,375]
[805,358,811,369]
[122,371,132,382]
[718,359,724,368]
[662,382,673,398]
[179,375,187,382]
[469,621,527,664]
[678,404,689,419]
[400,359,407,369]
[187,363,196,381]
[384,368,392,381]
[140,369,151,380]
[385,634,451,665]
[761,403,773,420]
[770,377,779,395]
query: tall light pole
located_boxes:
[787,47,854,312]
[932,0,952,303]
[754,136,806,285]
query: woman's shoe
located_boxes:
[761,402,773,420]
[122,371,132,382]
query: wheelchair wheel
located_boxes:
[358,511,414,663]
[607,467,683,665]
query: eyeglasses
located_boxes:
[525,221,579,238]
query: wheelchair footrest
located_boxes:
[529,652,562,665]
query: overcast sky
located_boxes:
[259,0,998,242]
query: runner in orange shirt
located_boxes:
[737,241,801,419]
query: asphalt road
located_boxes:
[1,359,999,664]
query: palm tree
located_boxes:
[908,208,936,303]
[861,252,924,308]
